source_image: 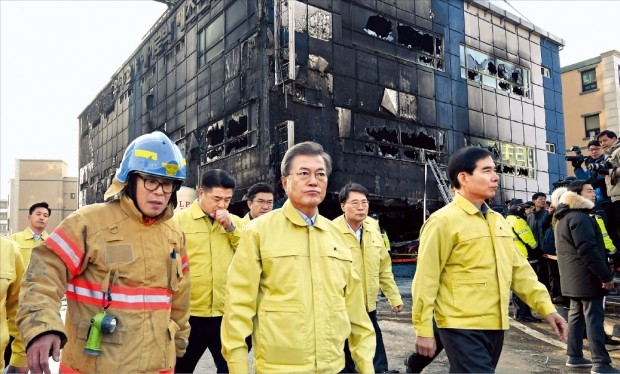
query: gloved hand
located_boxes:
[588,162,611,175]
[571,158,585,168]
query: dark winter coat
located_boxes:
[554,191,613,298]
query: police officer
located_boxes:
[17,131,190,374]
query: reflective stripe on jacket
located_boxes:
[333,215,402,312]
[505,214,537,258]
[222,200,376,373]
[17,195,190,372]
[0,236,27,368]
[173,199,241,317]
[9,227,48,267]
[593,214,617,254]
[412,193,556,338]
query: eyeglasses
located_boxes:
[289,170,328,182]
[137,174,177,194]
[346,200,369,207]
[589,147,601,152]
[254,199,274,206]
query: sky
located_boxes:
[1,1,619,199]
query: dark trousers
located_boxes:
[3,335,14,366]
[342,310,387,373]
[567,296,611,364]
[512,293,534,319]
[175,316,233,373]
[546,258,562,298]
[406,320,443,373]
[438,328,504,373]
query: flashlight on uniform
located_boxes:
[84,311,118,356]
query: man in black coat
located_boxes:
[555,180,618,374]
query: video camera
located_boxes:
[565,145,584,163]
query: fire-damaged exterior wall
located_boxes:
[78,0,565,242]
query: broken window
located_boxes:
[352,6,443,71]
[201,106,254,164]
[365,15,394,41]
[460,45,530,99]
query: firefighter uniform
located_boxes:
[17,195,190,372]
[1,236,27,369]
[222,200,376,373]
[9,227,48,267]
[593,214,617,255]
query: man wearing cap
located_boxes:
[17,131,191,374]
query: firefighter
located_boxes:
[240,182,275,226]
[1,236,27,373]
[17,131,190,374]
[334,182,402,373]
[173,169,243,373]
[221,141,376,373]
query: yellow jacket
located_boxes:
[9,227,49,267]
[593,214,617,254]
[173,199,242,317]
[412,193,556,338]
[239,213,252,228]
[333,215,402,312]
[17,195,190,372]
[222,200,376,373]
[505,214,537,258]
[0,236,27,368]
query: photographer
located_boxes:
[595,130,620,269]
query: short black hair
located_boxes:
[247,182,274,201]
[587,140,601,148]
[598,130,617,140]
[201,169,236,191]
[338,182,369,204]
[532,192,546,201]
[29,202,51,216]
[448,147,494,189]
[567,180,591,194]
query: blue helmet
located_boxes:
[115,131,186,183]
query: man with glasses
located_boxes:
[222,141,376,373]
[173,169,242,373]
[334,182,402,374]
[17,131,190,374]
[240,182,275,226]
[574,140,618,250]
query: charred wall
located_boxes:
[78,0,565,241]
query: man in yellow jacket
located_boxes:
[174,169,243,373]
[1,236,27,373]
[222,141,376,373]
[17,131,191,374]
[412,146,567,372]
[239,182,274,227]
[334,182,402,373]
[9,201,50,267]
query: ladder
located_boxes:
[427,158,453,204]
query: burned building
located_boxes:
[78,0,566,242]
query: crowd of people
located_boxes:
[3,130,620,373]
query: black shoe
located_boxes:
[517,316,543,323]
[591,364,620,373]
